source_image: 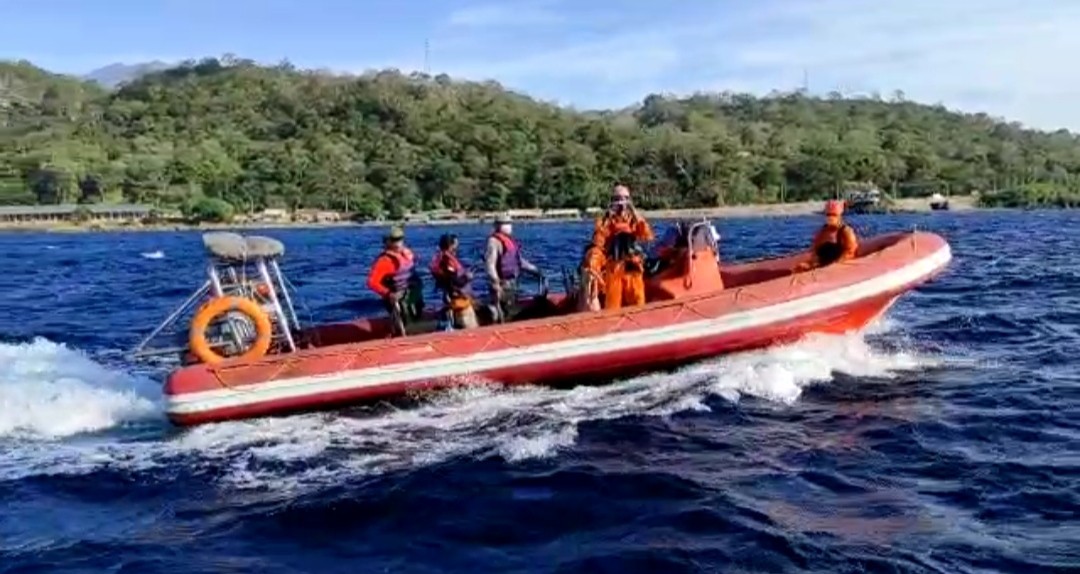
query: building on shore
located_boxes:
[293,209,342,223]
[252,208,290,222]
[0,204,154,224]
[542,208,582,219]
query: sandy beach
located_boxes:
[0,196,977,234]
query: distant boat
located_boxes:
[929,193,950,211]
[844,187,887,214]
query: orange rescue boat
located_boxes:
[131,221,952,426]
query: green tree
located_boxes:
[185,197,235,222]
[4,56,1080,214]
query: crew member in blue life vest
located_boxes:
[484,214,542,323]
[429,233,479,330]
[367,226,424,335]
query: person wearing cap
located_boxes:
[367,226,423,335]
[485,213,542,323]
[429,233,478,330]
[797,199,860,271]
[591,184,654,309]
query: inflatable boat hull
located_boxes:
[164,232,951,426]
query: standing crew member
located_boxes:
[592,184,654,254]
[797,199,860,271]
[367,226,423,336]
[429,233,478,330]
[592,185,653,309]
[484,214,542,323]
[602,232,647,309]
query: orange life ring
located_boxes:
[188,296,273,365]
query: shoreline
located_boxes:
[0,197,979,234]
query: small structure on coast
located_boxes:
[0,203,153,224]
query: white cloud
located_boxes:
[429,0,1080,131]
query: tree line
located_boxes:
[2,56,1080,219]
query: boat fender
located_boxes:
[189,296,273,365]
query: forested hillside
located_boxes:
[2,56,1079,216]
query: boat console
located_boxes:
[644,219,725,300]
[131,232,302,364]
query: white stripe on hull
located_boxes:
[167,244,952,416]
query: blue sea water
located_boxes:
[0,211,1077,574]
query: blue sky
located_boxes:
[4,0,1079,130]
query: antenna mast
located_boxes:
[424,38,430,74]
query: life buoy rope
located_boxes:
[189,296,273,365]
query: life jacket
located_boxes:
[379,248,415,293]
[600,213,639,248]
[429,250,470,292]
[814,223,852,266]
[492,232,522,280]
[605,214,635,235]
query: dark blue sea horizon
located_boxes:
[0,210,1077,574]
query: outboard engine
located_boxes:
[131,232,302,366]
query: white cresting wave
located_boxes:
[0,338,162,440]
[0,319,942,492]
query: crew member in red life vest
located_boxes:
[796,199,860,271]
[429,233,479,330]
[484,214,542,323]
[367,226,423,335]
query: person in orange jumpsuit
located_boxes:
[592,184,654,309]
[602,232,647,310]
[797,199,860,271]
[366,226,423,335]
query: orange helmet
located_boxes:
[824,199,845,216]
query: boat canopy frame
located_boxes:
[130,232,302,361]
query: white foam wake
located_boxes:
[140,250,165,259]
[0,326,943,492]
[0,338,162,440]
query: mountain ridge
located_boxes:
[82,61,173,88]
[1,56,1078,213]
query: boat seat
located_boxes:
[203,232,286,262]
